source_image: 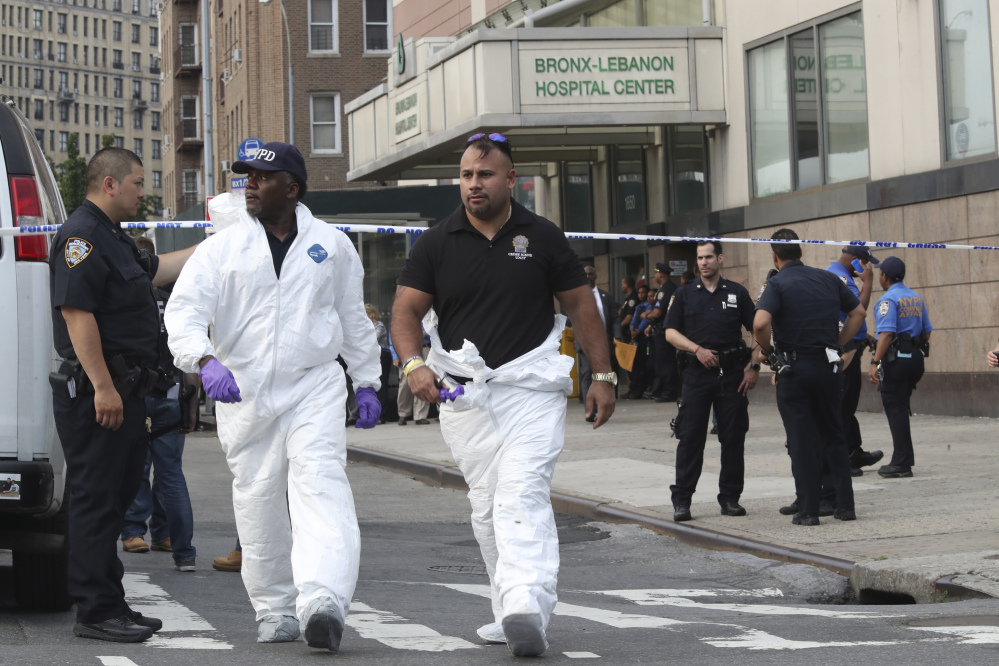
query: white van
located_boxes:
[0,97,72,610]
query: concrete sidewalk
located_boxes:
[346,397,999,604]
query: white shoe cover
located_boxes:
[503,613,548,657]
[257,614,300,643]
[477,621,506,644]
[302,596,345,652]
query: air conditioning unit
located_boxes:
[220,160,230,171]
[163,206,172,218]
[221,68,230,83]
[232,48,241,63]
[73,58,78,64]
[163,133,170,146]
[94,120,99,126]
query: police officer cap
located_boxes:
[655,263,670,273]
[843,245,880,264]
[879,256,905,280]
[232,141,308,183]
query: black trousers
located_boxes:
[670,367,749,506]
[53,386,148,624]
[627,338,649,396]
[650,334,679,399]
[775,358,854,516]
[879,353,924,467]
[840,353,864,456]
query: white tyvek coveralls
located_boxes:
[424,311,573,635]
[165,196,380,626]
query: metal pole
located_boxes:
[201,0,214,196]
[703,0,712,25]
[280,1,294,145]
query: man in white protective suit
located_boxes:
[392,133,616,657]
[164,142,381,652]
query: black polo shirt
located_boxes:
[398,200,587,369]
[664,277,755,349]
[755,260,860,352]
[49,199,160,365]
[266,222,298,278]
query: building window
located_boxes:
[33,39,42,59]
[113,49,123,68]
[114,106,123,127]
[57,13,66,34]
[132,79,141,97]
[33,99,44,120]
[113,77,123,98]
[310,93,340,152]
[150,82,159,102]
[131,23,140,44]
[747,10,869,198]
[114,135,123,148]
[182,169,200,208]
[133,111,142,129]
[363,0,389,52]
[670,126,708,214]
[58,71,68,91]
[179,24,198,66]
[59,131,68,151]
[180,96,199,138]
[151,110,160,130]
[131,51,140,71]
[58,42,67,62]
[133,137,142,157]
[33,9,42,30]
[152,170,161,188]
[112,0,122,13]
[613,146,646,226]
[34,128,45,145]
[151,139,160,159]
[132,0,141,14]
[939,0,996,160]
[309,0,338,52]
[33,68,43,89]
[149,26,158,47]
[562,163,593,233]
[113,21,121,41]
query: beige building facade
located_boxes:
[345,0,999,416]
[0,0,165,215]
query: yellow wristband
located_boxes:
[403,359,425,376]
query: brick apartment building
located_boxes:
[0,0,165,215]
[161,0,393,218]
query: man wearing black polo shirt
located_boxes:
[392,133,615,657]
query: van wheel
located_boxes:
[13,549,72,611]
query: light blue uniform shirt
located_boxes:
[874,282,933,337]
[825,261,867,341]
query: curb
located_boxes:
[346,445,992,602]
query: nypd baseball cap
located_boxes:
[843,245,880,264]
[879,256,905,280]
[655,262,670,273]
[232,141,308,182]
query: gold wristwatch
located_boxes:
[592,372,618,387]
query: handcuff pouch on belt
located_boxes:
[51,355,162,400]
[885,333,929,363]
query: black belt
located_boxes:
[786,350,828,360]
[451,376,473,385]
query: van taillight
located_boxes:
[9,175,48,261]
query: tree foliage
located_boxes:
[54,133,87,215]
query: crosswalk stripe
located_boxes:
[122,573,233,650]
[593,587,785,599]
[596,589,886,619]
[910,626,999,644]
[347,601,480,651]
[565,651,601,658]
[97,658,140,666]
[701,627,903,650]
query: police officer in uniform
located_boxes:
[665,241,763,521]
[49,148,198,642]
[647,263,679,402]
[868,256,932,479]
[623,285,651,398]
[754,229,865,525]
[619,276,638,344]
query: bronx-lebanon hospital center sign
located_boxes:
[519,41,690,112]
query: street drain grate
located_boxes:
[428,565,488,575]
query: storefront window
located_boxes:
[564,163,593,232]
[819,13,870,183]
[360,232,408,316]
[749,40,791,197]
[615,147,646,226]
[791,29,820,189]
[940,0,996,160]
[671,126,707,214]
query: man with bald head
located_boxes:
[392,133,615,656]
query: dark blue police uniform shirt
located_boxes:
[825,261,868,341]
[664,277,755,349]
[49,199,160,366]
[755,260,860,352]
[398,199,587,369]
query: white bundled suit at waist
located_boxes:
[164,196,380,627]
[424,310,574,642]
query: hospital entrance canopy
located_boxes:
[345,26,725,182]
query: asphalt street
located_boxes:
[1,433,999,665]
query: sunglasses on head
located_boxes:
[467,132,507,143]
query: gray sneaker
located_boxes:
[257,614,300,643]
[303,596,345,652]
[174,560,195,572]
[502,613,548,657]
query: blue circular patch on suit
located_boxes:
[308,244,328,263]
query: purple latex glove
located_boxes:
[439,385,465,402]
[355,386,381,429]
[199,359,242,403]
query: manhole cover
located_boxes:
[428,565,488,575]
[909,615,999,627]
